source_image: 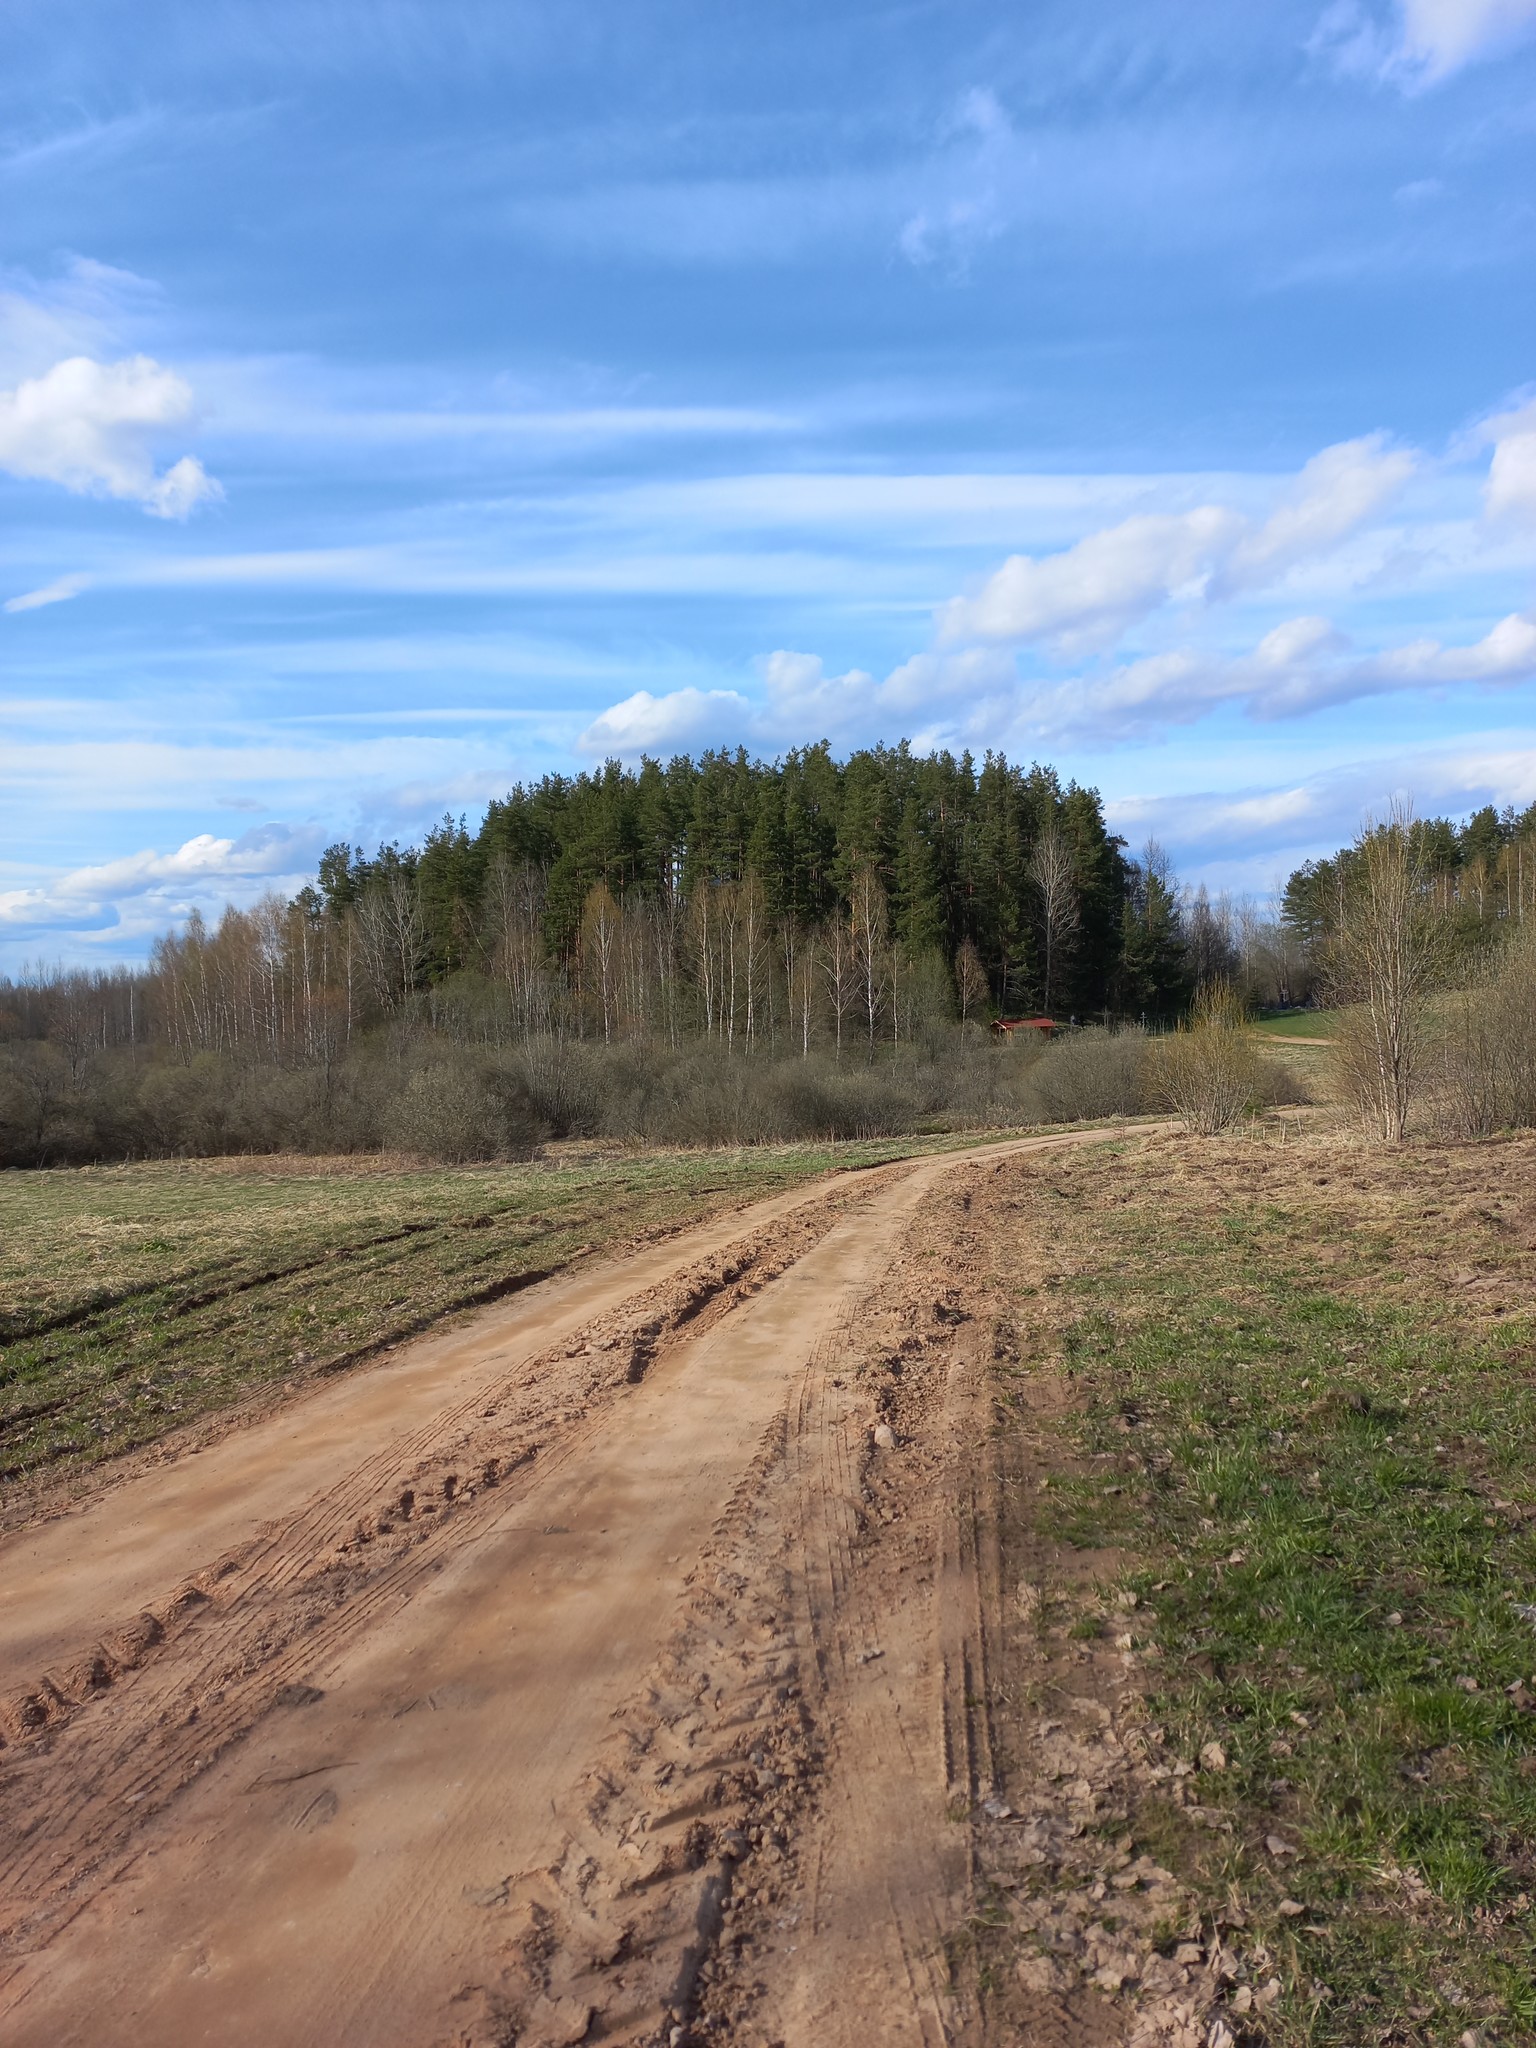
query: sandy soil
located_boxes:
[0,1128,1158,2048]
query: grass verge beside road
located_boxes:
[994,1131,1536,2046]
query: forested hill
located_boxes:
[310,743,1190,1020]
[13,742,1532,1167]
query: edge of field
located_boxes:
[0,1118,1164,1531]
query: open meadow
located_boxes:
[1252,1009,1342,1041]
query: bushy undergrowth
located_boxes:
[0,1003,1316,1167]
[1426,926,1536,1138]
[1029,1024,1148,1121]
[0,1027,1137,1166]
[1147,985,1304,1134]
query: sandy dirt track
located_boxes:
[0,1129,1140,2048]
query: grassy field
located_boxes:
[1254,1008,1342,1039]
[0,1137,948,1499]
[998,1131,1536,2046]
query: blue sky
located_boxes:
[3,0,1535,966]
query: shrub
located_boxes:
[380,1059,538,1162]
[1029,1027,1146,1122]
[1427,925,1536,1137]
[1146,986,1275,1136]
[1323,805,1451,1142]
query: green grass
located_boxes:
[0,1137,943,1492]
[1025,1158,1536,2045]
[1253,1008,1342,1039]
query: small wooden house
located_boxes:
[990,1016,1059,1041]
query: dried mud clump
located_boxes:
[975,1671,1279,2047]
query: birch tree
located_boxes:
[1029,821,1079,1015]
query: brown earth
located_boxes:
[0,1126,1173,2048]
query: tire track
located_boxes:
[0,1198,864,1965]
[0,1128,1154,2047]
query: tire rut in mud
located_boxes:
[0,1190,861,1972]
[454,1162,1022,2048]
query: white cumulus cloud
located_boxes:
[0,354,222,517]
[0,825,316,937]
[577,687,756,758]
[1483,399,1536,527]
[935,435,1416,654]
[1392,0,1536,80]
[936,507,1243,652]
[578,604,1536,766]
[1220,435,1417,589]
[1312,0,1536,84]
[1367,611,1536,684]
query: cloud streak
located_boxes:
[937,435,1417,652]
[0,824,319,936]
[4,572,93,614]
[578,608,1536,762]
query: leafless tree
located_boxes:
[355,870,426,1013]
[786,923,819,1056]
[1429,922,1536,1136]
[1182,884,1237,992]
[580,883,621,1043]
[689,884,724,1040]
[954,939,988,1031]
[1029,823,1080,1015]
[45,971,101,1087]
[1237,902,1314,1009]
[484,858,553,1033]
[848,864,890,1055]
[1327,800,1450,1142]
[739,871,770,1046]
[821,912,857,1060]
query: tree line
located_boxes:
[9,740,1530,1164]
[3,745,1211,1079]
[1283,801,1536,1143]
[309,744,1181,1031]
[1282,801,1536,948]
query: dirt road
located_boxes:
[0,1129,1140,2048]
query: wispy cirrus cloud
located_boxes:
[578,608,1536,763]
[3,572,92,614]
[898,87,1016,276]
[0,256,162,378]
